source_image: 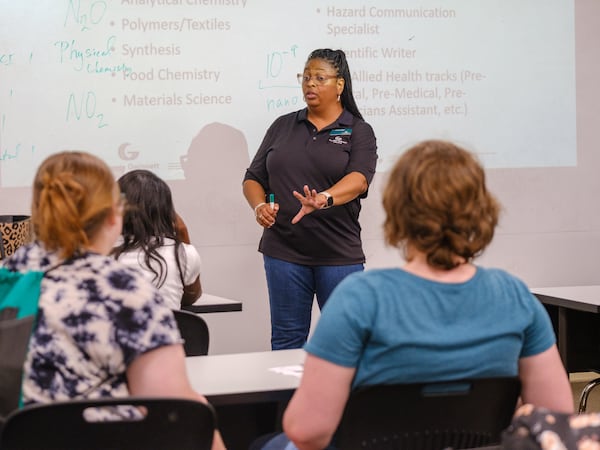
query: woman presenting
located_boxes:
[243,48,378,350]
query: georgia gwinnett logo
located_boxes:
[118,143,139,160]
[328,136,348,145]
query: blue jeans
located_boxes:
[260,432,337,450]
[260,433,298,450]
[263,255,363,350]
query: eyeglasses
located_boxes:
[297,73,340,85]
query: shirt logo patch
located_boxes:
[328,135,349,145]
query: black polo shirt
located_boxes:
[244,108,378,266]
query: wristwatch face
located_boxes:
[320,191,334,209]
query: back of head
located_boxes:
[382,140,499,270]
[307,48,363,120]
[32,151,116,259]
[114,169,180,287]
[117,169,177,245]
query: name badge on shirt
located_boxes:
[329,128,352,136]
[329,128,352,145]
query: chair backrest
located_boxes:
[337,377,521,450]
[173,309,210,356]
[0,397,216,450]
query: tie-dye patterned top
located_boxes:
[3,242,182,406]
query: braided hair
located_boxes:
[306,48,363,120]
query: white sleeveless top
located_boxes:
[116,238,201,309]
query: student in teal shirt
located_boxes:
[277,140,573,450]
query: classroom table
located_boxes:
[185,349,304,449]
[181,293,243,314]
[532,286,600,373]
[185,348,303,403]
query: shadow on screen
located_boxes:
[170,122,259,247]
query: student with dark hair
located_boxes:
[263,140,572,450]
[1,151,224,449]
[243,48,378,350]
[112,169,202,309]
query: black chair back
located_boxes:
[173,309,210,356]
[337,377,520,450]
[0,397,216,450]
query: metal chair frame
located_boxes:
[578,375,600,413]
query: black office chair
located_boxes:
[173,309,210,356]
[336,377,521,450]
[0,397,216,450]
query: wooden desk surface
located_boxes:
[181,293,243,314]
[532,286,600,313]
[185,349,304,405]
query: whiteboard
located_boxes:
[0,0,576,189]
